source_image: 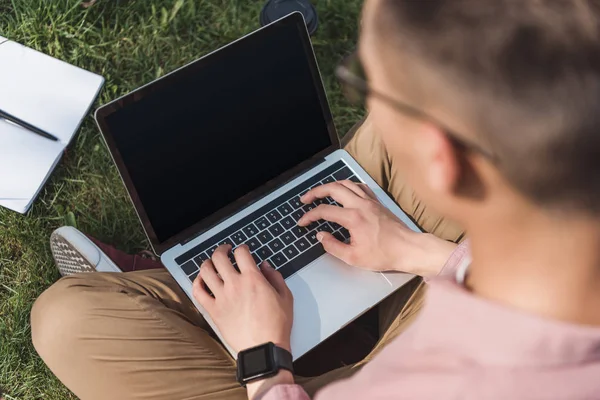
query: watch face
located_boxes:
[242,345,274,379]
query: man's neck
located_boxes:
[466,206,600,326]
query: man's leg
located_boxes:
[32,269,247,400]
[32,266,366,400]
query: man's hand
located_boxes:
[192,245,294,354]
[298,180,457,278]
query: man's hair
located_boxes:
[379,0,600,213]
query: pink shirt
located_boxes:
[262,242,600,400]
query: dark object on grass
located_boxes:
[260,0,318,36]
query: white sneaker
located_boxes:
[50,226,122,276]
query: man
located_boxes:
[32,0,600,399]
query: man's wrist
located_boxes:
[246,369,295,400]
[390,225,457,278]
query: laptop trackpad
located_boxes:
[286,253,392,358]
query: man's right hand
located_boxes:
[298,180,457,278]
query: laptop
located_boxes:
[94,12,419,359]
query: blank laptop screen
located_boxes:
[103,17,333,244]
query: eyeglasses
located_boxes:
[335,52,497,162]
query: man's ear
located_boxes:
[418,124,461,195]
[418,122,487,201]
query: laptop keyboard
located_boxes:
[175,161,359,281]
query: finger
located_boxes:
[298,204,354,227]
[233,245,259,274]
[300,182,363,207]
[199,260,224,295]
[336,180,370,199]
[211,245,237,281]
[357,183,378,201]
[192,273,215,309]
[316,231,354,264]
[260,261,290,297]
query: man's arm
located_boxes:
[298,180,457,278]
[429,239,470,281]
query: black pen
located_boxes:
[0,108,60,142]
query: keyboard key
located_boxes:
[294,237,310,252]
[255,217,271,230]
[281,216,295,230]
[228,252,236,264]
[268,223,285,237]
[333,231,346,242]
[317,222,334,234]
[302,204,316,213]
[289,196,303,209]
[321,176,335,185]
[307,230,319,245]
[278,244,326,279]
[349,175,361,183]
[277,203,293,216]
[269,252,288,268]
[257,230,274,244]
[333,166,353,181]
[291,210,304,222]
[189,270,199,282]
[310,183,321,189]
[269,238,285,253]
[246,237,262,252]
[291,225,308,238]
[218,238,234,247]
[314,198,328,206]
[193,252,209,267]
[330,222,342,231]
[243,223,259,238]
[325,197,335,204]
[281,231,296,246]
[257,246,273,260]
[252,253,261,264]
[266,210,283,223]
[340,227,351,240]
[231,231,248,246]
[182,260,198,275]
[207,245,218,256]
[283,245,300,260]
[307,221,319,231]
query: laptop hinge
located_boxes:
[180,156,328,246]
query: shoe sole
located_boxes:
[50,231,99,276]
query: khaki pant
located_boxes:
[31,116,464,400]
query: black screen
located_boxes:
[242,347,272,377]
[104,17,333,243]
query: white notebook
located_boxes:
[0,37,104,213]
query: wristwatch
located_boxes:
[236,342,294,387]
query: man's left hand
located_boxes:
[192,244,294,354]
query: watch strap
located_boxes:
[273,345,294,374]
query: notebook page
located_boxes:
[0,119,64,204]
[0,40,104,144]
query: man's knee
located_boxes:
[31,275,96,361]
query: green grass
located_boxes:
[0,0,363,398]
